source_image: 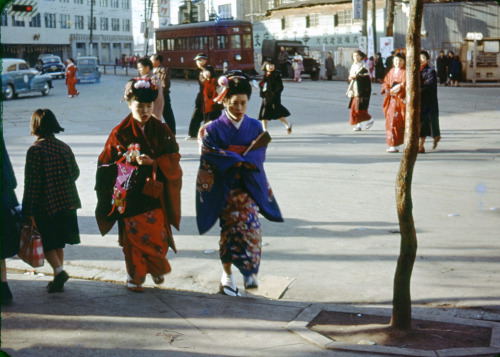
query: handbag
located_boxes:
[142,161,164,199]
[18,218,45,268]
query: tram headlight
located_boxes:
[235,54,242,61]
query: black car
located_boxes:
[35,55,65,79]
[261,40,321,81]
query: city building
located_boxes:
[1,0,134,66]
[256,0,500,81]
[175,0,273,24]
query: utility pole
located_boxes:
[144,0,154,56]
[371,0,377,53]
[89,0,94,56]
[362,0,368,36]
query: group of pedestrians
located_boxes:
[347,49,441,154]
[186,53,292,139]
[2,61,284,304]
[436,50,462,87]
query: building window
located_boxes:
[122,0,130,9]
[60,0,69,2]
[218,4,232,19]
[88,16,97,30]
[60,14,71,28]
[45,13,57,28]
[111,18,120,31]
[1,10,8,26]
[283,16,292,29]
[123,18,130,32]
[337,10,353,26]
[29,13,42,27]
[100,17,108,30]
[75,15,84,29]
[74,0,83,4]
[307,13,319,28]
[11,16,25,27]
[100,0,108,5]
[111,0,119,8]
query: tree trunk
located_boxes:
[385,0,395,36]
[390,0,424,330]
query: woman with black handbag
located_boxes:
[96,77,182,292]
[22,109,81,293]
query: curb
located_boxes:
[287,305,500,356]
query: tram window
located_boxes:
[209,37,214,50]
[174,38,182,50]
[230,35,241,49]
[217,35,228,49]
[242,34,252,49]
[168,39,174,51]
[202,36,208,50]
[156,40,163,51]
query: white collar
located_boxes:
[226,111,244,129]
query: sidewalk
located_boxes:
[2,272,499,357]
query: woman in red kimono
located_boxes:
[65,58,79,98]
[381,53,406,153]
[95,77,182,292]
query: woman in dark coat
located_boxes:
[449,55,462,87]
[258,59,292,134]
[375,52,385,83]
[22,109,81,293]
[2,139,21,305]
[418,51,441,153]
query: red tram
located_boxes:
[155,19,255,77]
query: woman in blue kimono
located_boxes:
[196,71,283,297]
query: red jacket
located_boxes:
[203,78,222,114]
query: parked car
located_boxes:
[2,58,53,100]
[76,56,101,83]
[261,40,321,81]
[35,55,65,79]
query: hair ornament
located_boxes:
[214,75,229,104]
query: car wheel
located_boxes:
[4,84,15,100]
[41,83,50,96]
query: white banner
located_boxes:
[380,37,394,59]
[367,25,374,58]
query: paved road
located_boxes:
[2,74,500,355]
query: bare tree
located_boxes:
[390,0,424,330]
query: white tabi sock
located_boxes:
[221,272,236,290]
[55,266,64,275]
